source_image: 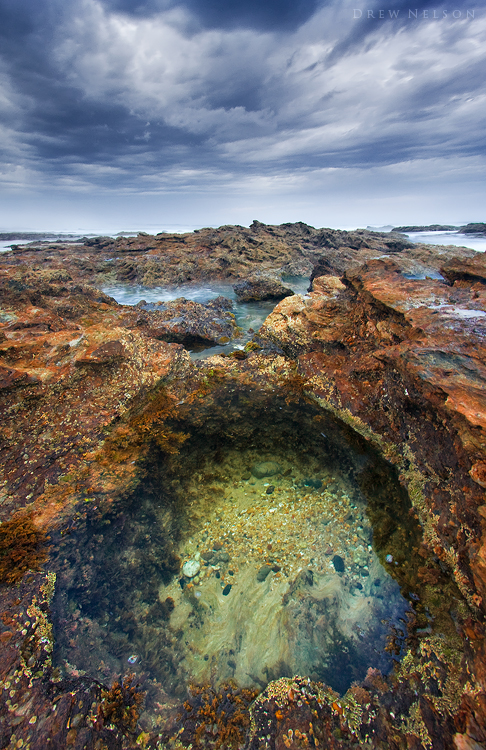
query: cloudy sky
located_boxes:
[0,0,484,232]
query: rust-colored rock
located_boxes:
[74,339,126,366]
[1,226,486,749]
[0,364,40,389]
[470,462,486,488]
[441,252,486,284]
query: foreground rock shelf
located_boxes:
[1,223,486,749]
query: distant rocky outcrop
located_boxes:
[391,224,459,232]
[0,232,79,241]
[460,222,486,235]
[391,222,486,236]
[2,221,478,290]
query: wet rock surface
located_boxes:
[233,277,294,302]
[251,461,282,479]
[0,224,486,749]
[134,295,238,347]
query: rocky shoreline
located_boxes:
[1,222,486,749]
[2,221,480,288]
[391,223,486,235]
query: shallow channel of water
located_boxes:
[51,389,422,716]
[101,278,310,359]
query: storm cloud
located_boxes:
[0,0,484,229]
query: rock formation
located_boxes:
[233,276,294,302]
[1,220,479,288]
[1,223,486,749]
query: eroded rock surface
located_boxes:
[1,220,478,287]
[233,277,294,302]
[259,257,486,590]
[0,267,191,515]
[1,227,486,749]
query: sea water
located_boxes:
[101,278,311,359]
[404,230,486,252]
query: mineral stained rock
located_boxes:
[1,223,486,749]
[233,277,294,302]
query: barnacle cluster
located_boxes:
[395,634,472,747]
[249,676,379,749]
[1,572,58,749]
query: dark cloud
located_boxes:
[0,0,207,176]
[28,97,202,165]
[178,0,321,31]
[0,0,484,204]
[100,0,322,31]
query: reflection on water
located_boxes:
[51,391,420,716]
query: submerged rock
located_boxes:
[332,555,345,573]
[302,477,322,489]
[256,565,273,582]
[182,560,201,578]
[133,296,237,348]
[251,461,281,479]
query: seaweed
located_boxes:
[100,672,146,735]
[105,386,189,459]
[176,682,259,749]
[0,511,48,584]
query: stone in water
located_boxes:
[182,560,201,578]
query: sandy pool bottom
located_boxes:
[52,443,410,707]
[155,448,408,693]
